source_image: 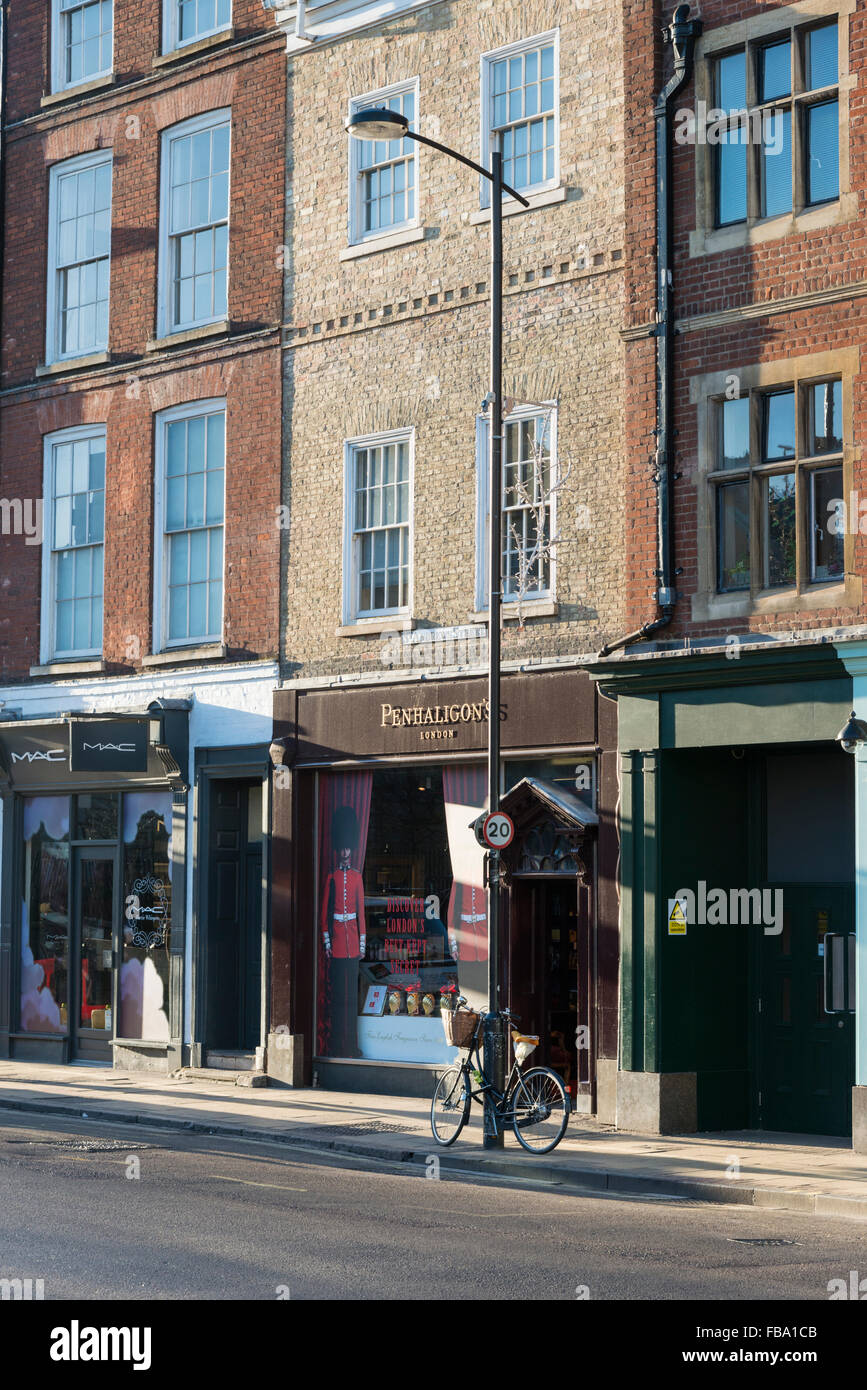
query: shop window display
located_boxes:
[20,797,70,1033]
[317,766,487,1064]
[120,792,172,1040]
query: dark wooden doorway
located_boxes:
[508,878,583,1096]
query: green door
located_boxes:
[758,884,855,1135]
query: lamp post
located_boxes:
[347,109,528,1148]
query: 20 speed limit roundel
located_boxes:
[482,811,514,848]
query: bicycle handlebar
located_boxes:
[454,996,519,1024]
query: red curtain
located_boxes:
[316,771,373,1056]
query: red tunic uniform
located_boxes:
[321,867,366,958]
[447,881,488,962]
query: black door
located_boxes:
[72,849,117,1063]
[758,884,855,1135]
[204,780,263,1052]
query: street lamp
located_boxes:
[836,711,867,754]
[347,108,529,1149]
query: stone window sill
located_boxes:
[339,226,425,261]
[690,576,861,623]
[41,73,115,107]
[471,600,559,622]
[36,351,110,377]
[153,29,235,66]
[147,320,229,352]
[336,617,415,637]
[30,659,107,678]
[689,194,857,259]
[142,643,227,667]
[469,185,568,226]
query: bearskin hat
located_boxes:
[331,803,359,851]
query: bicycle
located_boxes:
[431,996,570,1154]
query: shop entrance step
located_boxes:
[205,1049,261,1071]
[180,1066,268,1088]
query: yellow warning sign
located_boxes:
[668,898,688,936]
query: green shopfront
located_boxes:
[591,641,859,1142]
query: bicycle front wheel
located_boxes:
[510,1067,569,1153]
[431,1065,471,1146]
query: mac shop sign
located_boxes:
[1,720,149,784]
[69,721,148,773]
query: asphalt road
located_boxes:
[0,1113,865,1301]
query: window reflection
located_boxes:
[120,793,172,1040]
[21,797,70,1034]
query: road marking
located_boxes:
[211,1174,307,1192]
[389,1202,549,1216]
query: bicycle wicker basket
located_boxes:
[442,1008,480,1049]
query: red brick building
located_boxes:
[594,0,865,1142]
[0,0,285,1077]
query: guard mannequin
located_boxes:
[448,880,488,962]
[321,804,366,1058]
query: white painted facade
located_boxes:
[264,0,447,52]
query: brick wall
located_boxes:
[0,5,285,682]
[4,0,274,124]
[623,0,867,641]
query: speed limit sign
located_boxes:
[482,811,514,849]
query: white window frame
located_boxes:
[157,109,231,340]
[479,29,560,208]
[153,397,227,652]
[342,428,415,626]
[40,424,106,664]
[46,149,113,366]
[347,77,420,246]
[51,0,114,94]
[475,403,558,611]
[162,0,232,55]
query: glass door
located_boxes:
[73,849,117,1062]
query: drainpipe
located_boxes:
[598,4,701,659]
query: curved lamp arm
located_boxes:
[346,108,530,208]
[405,129,530,208]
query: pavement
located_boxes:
[0,1059,865,1220]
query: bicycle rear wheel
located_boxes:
[510,1067,569,1153]
[431,1065,471,1146]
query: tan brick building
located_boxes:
[278,0,627,676]
[268,0,627,1109]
